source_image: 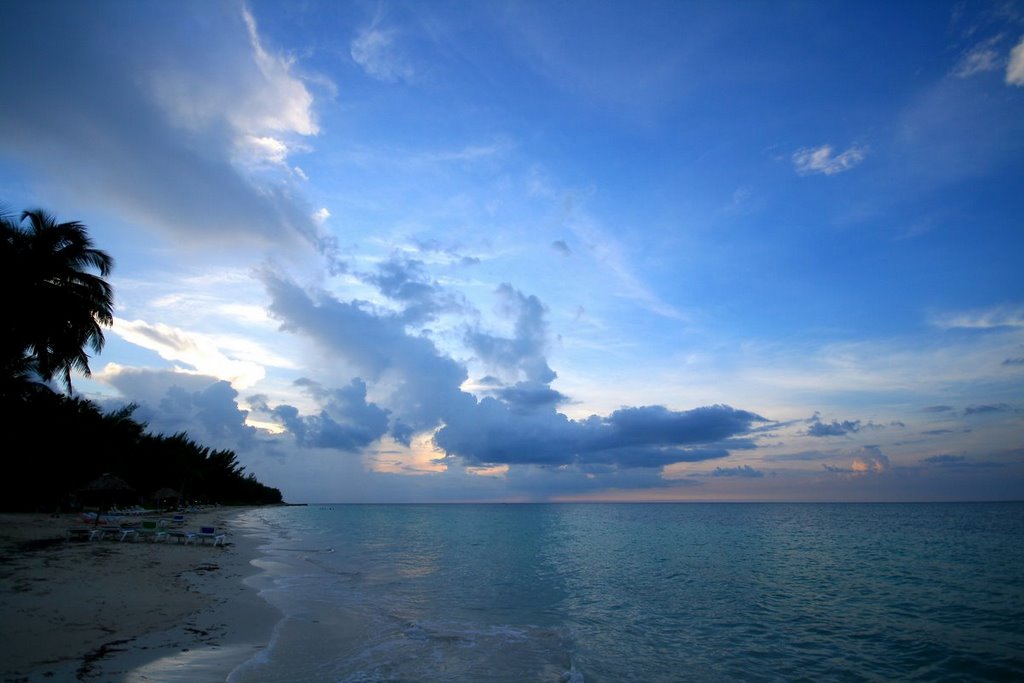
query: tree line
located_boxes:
[0,208,282,511]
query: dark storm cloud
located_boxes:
[0,1,317,247]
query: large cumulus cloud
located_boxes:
[260,269,768,473]
[99,366,256,450]
[252,378,390,451]
[260,269,475,446]
[435,401,763,468]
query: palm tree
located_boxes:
[1,209,114,394]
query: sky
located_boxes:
[1,0,1022,503]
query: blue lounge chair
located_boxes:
[186,526,226,546]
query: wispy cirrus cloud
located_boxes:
[111,319,268,389]
[1007,36,1024,86]
[932,305,1024,330]
[0,1,321,247]
[151,5,319,172]
[920,454,1003,469]
[952,36,1003,78]
[792,144,867,176]
[351,25,415,83]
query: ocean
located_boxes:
[227,503,1024,682]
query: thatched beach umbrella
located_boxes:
[78,474,136,523]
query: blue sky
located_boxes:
[2,0,1022,502]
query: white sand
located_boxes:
[0,508,280,682]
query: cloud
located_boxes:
[710,465,764,478]
[933,305,1024,329]
[806,415,862,437]
[260,269,767,472]
[239,6,319,136]
[1007,36,1024,85]
[923,405,955,413]
[851,451,889,473]
[112,319,266,389]
[489,381,568,413]
[99,366,256,450]
[351,26,414,82]
[362,254,465,325]
[260,268,474,443]
[824,446,889,475]
[1004,358,1024,366]
[552,240,572,256]
[552,190,688,321]
[952,37,1002,78]
[259,378,391,451]
[466,284,557,385]
[0,2,320,247]
[241,135,290,166]
[919,454,1003,469]
[313,208,331,225]
[964,403,1012,415]
[792,144,867,176]
[435,402,766,469]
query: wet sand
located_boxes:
[0,508,279,682]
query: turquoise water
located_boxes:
[229,503,1024,682]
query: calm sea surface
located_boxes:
[228,503,1024,682]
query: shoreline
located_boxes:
[0,507,281,682]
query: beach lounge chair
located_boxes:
[185,526,226,546]
[164,514,186,527]
[135,519,168,542]
[90,525,136,541]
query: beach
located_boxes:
[0,508,278,682]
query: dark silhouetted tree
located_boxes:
[1,208,114,394]
[0,206,283,510]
